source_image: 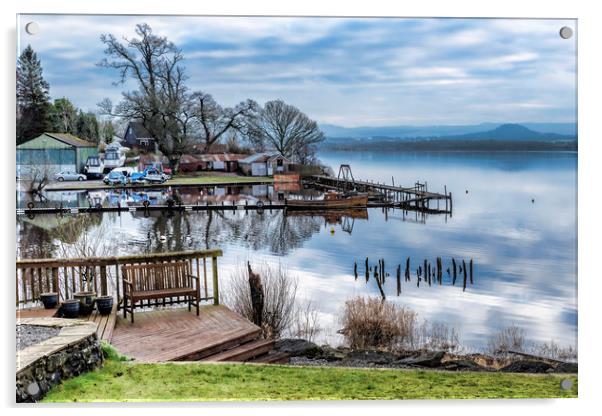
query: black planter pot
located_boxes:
[40,292,58,309]
[96,296,114,316]
[61,300,80,318]
[73,291,96,315]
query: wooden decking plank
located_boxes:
[110,305,260,362]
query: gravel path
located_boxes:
[16,325,60,351]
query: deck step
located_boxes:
[249,351,290,364]
[172,327,261,361]
[202,339,275,362]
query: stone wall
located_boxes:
[16,318,104,403]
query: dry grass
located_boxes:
[340,297,462,352]
[488,325,577,361]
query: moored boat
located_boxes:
[285,191,368,209]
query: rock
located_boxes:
[396,351,446,368]
[345,350,396,365]
[499,360,554,373]
[553,362,578,373]
[441,359,488,372]
[274,338,321,358]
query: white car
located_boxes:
[54,171,86,182]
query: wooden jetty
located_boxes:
[307,165,452,214]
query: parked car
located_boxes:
[103,171,128,186]
[54,171,86,182]
[130,166,169,184]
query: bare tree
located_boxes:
[98,23,197,171]
[191,92,258,152]
[252,100,325,162]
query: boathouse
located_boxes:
[239,152,290,176]
[16,132,98,178]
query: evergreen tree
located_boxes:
[99,119,116,143]
[75,110,100,143]
[17,45,51,144]
[50,98,78,134]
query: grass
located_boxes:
[43,360,577,402]
[167,175,273,185]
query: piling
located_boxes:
[452,258,457,285]
[396,264,401,296]
[436,257,442,285]
[405,257,410,282]
[354,261,358,280]
[470,259,474,284]
[462,259,467,292]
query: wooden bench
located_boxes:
[122,261,201,323]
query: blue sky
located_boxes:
[18,15,576,127]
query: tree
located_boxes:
[17,45,52,144]
[49,98,78,134]
[98,23,197,171]
[75,111,100,143]
[191,92,258,152]
[99,119,116,143]
[253,100,325,163]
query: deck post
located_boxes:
[212,256,220,305]
[100,265,108,296]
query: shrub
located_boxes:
[340,296,417,350]
[487,324,526,355]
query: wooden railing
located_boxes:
[16,249,223,308]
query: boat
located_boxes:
[285,191,368,210]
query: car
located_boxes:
[54,171,86,182]
[103,171,128,186]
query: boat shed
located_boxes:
[16,132,98,178]
[239,152,290,176]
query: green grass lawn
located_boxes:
[43,360,577,402]
[167,175,273,185]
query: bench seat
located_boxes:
[122,261,201,323]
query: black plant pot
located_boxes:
[61,300,80,318]
[73,291,96,315]
[96,296,114,316]
[40,292,58,309]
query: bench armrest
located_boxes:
[188,274,200,281]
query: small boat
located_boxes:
[285,191,368,210]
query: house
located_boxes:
[123,121,156,151]
[238,152,290,176]
[196,153,247,172]
[16,132,98,178]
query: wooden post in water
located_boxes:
[405,257,410,282]
[381,258,385,283]
[436,257,442,285]
[365,257,369,282]
[396,264,401,296]
[462,259,467,292]
[375,270,386,301]
[452,258,457,285]
[470,259,474,284]
[354,261,358,280]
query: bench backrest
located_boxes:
[122,261,193,292]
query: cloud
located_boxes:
[18,15,576,126]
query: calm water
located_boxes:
[16,151,577,350]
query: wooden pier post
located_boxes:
[470,259,474,284]
[365,257,369,282]
[462,259,467,292]
[452,258,457,285]
[396,264,401,296]
[405,257,410,282]
[436,257,442,285]
[354,261,358,280]
[212,255,220,305]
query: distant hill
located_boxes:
[319,122,577,139]
[319,123,577,152]
[442,124,576,142]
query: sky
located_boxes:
[17,15,577,128]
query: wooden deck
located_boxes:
[110,305,262,362]
[86,303,117,342]
[16,307,58,320]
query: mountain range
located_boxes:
[319,123,577,151]
[319,122,577,139]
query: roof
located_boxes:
[17,132,97,149]
[126,122,154,139]
[239,152,287,164]
[196,153,248,162]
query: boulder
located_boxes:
[345,350,396,365]
[274,339,321,358]
[499,360,554,373]
[396,351,446,368]
[441,359,489,372]
[552,362,578,373]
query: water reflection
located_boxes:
[16,151,577,350]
